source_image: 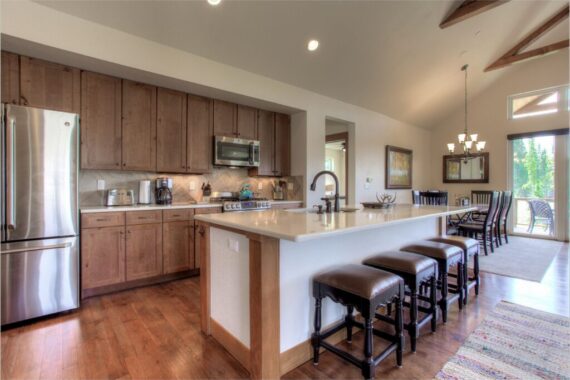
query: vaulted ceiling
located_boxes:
[35,0,569,129]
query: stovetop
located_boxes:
[210,192,271,212]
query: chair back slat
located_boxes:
[418,191,448,206]
[411,190,421,205]
[471,190,493,205]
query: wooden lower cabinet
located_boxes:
[81,226,125,289]
[163,221,195,274]
[125,223,163,281]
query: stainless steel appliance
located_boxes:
[214,136,260,167]
[106,188,136,206]
[210,192,271,212]
[138,180,152,204]
[156,177,173,205]
[1,104,80,325]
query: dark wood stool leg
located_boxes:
[362,318,375,380]
[463,251,469,305]
[474,252,480,295]
[386,303,392,316]
[345,305,354,343]
[409,288,418,353]
[457,262,464,310]
[430,275,437,332]
[440,271,449,323]
[312,298,322,366]
[395,298,404,367]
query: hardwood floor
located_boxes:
[1,240,567,380]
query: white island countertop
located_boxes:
[194,204,476,242]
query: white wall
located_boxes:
[430,52,569,201]
[1,0,432,208]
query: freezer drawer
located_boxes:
[1,237,80,325]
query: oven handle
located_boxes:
[6,117,15,230]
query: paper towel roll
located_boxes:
[139,180,152,204]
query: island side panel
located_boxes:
[249,235,281,380]
[198,222,211,334]
[278,217,438,369]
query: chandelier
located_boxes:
[447,64,485,163]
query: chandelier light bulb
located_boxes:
[447,143,455,153]
[458,133,466,143]
[465,140,473,149]
[477,141,486,151]
[470,133,478,142]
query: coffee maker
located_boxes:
[155,177,173,205]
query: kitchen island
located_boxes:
[194,204,475,379]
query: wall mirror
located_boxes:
[443,152,489,183]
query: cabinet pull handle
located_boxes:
[19,95,29,106]
[137,216,147,219]
[95,218,108,222]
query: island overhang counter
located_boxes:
[194,204,475,379]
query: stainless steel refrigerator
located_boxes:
[1,104,80,325]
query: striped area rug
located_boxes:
[436,301,570,380]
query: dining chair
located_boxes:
[411,190,421,205]
[458,191,500,255]
[497,191,513,245]
[528,199,555,236]
[419,191,448,206]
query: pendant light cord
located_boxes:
[462,64,468,136]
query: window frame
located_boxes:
[507,84,569,120]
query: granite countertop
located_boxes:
[194,204,476,242]
[80,200,303,213]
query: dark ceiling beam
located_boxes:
[485,5,569,72]
[439,0,510,29]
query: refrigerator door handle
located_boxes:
[1,242,72,255]
[6,117,15,230]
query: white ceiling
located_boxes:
[35,0,569,129]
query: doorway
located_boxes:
[325,119,352,206]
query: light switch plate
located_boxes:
[258,182,263,190]
[190,182,196,191]
[97,179,106,191]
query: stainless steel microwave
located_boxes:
[214,136,260,167]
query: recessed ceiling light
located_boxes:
[208,0,222,5]
[307,40,319,52]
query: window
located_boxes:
[508,85,569,120]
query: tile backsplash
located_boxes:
[80,168,303,206]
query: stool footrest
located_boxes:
[352,320,397,342]
[320,321,350,340]
[320,341,361,367]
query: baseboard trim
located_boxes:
[210,318,251,372]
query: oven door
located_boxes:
[214,136,260,167]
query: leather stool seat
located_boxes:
[401,241,463,261]
[314,264,403,300]
[363,251,438,352]
[430,236,478,256]
[363,251,437,276]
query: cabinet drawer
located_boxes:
[126,210,162,225]
[81,212,125,228]
[194,207,222,215]
[163,209,191,222]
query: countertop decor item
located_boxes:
[385,145,413,189]
[239,184,253,200]
[362,193,397,209]
[445,64,486,163]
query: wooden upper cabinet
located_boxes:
[125,223,163,281]
[187,95,213,173]
[122,80,157,171]
[80,71,122,170]
[1,51,19,104]
[163,221,194,274]
[274,113,291,177]
[213,99,237,137]
[250,110,275,176]
[157,88,187,173]
[19,56,80,113]
[81,226,125,290]
[237,105,258,140]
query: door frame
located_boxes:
[326,132,349,200]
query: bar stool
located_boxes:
[312,264,405,380]
[363,251,438,353]
[400,241,463,323]
[429,236,480,305]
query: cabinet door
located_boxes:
[157,88,187,173]
[163,221,195,274]
[274,113,291,177]
[126,223,163,281]
[187,95,213,173]
[236,105,257,140]
[213,99,237,137]
[81,226,125,289]
[1,51,19,104]
[251,110,275,176]
[19,56,80,113]
[122,80,157,171]
[81,71,122,170]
